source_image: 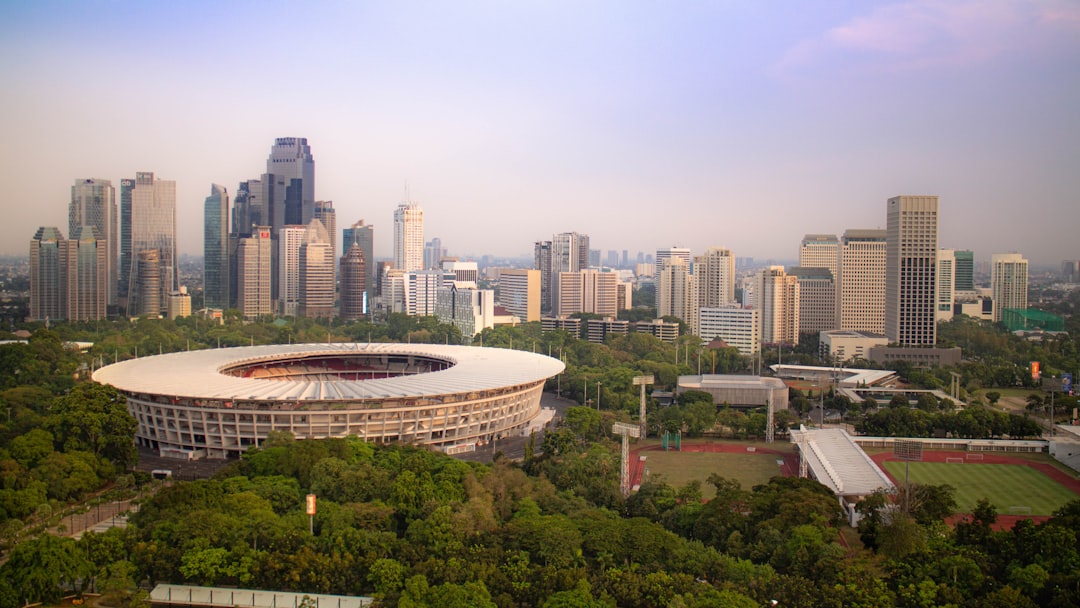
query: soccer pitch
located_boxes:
[641,451,786,499]
[881,461,1078,515]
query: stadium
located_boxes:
[92,343,565,459]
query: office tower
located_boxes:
[554,269,618,318]
[405,269,448,316]
[263,137,315,235]
[299,219,334,318]
[424,237,445,269]
[936,249,956,323]
[314,200,336,262]
[534,240,553,314]
[498,268,540,322]
[954,250,974,291]
[442,260,479,286]
[838,229,887,333]
[343,220,376,309]
[616,281,632,311]
[339,241,367,321]
[203,184,230,310]
[657,256,694,326]
[698,306,760,355]
[991,253,1028,322]
[237,227,273,319]
[65,226,108,321]
[437,284,495,338]
[694,247,737,309]
[1063,260,1080,283]
[622,250,629,268]
[278,225,306,316]
[553,232,590,274]
[394,202,424,272]
[69,179,117,307]
[799,234,840,282]
[135,249,162,317]
[232,179,263,234]
[788,266,835,335]
[655,246,692,285]
[606,250,619,268]
[118,178,134,299]
[167,286,191,320]
[29,227,65,321]
[755,266,799,345]
[127,172,177,316]
[885,195,939,346]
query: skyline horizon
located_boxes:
[3,2,1078,266]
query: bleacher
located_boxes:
[791,426,895,498]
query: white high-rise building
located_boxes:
[394,202,424,272]
[799,235,840,283]
[698,306,760,355]
[936,249,956,323]
[886,195,939,346]
[127,172,176,316]
[838,229,887,333]
[299,219,335,318]
[991,253,1028,322]
[655,246,692,285]
[237,227,273,319]
[754,266,799,345]
[657,256,694,327]
[278,225,306,316]
[554,269,618,318]
[694,247,736,309]
[70,179,117,307]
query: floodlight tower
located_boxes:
[612,422,641,496]
[633,375,654,438]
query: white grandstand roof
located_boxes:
[769,364,897,388]
[93,343,565,402]
[792,427,895,497]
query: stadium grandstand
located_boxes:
[789,427,896,524]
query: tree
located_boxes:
[985,391,1002,405]
[1,534,92,603]
[49,382,137,469]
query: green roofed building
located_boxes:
[1002,308,1064,332]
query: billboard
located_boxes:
[305,494,316,515]
[1063,373,1073,396]
[1031,361,1041,381]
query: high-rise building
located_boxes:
[885,195,939,346]
[278,225,307,316]
[70,179,117,307]
[698,306,760,355]
[343,220,375,309]
[29,227,65,321]
[127,172,176,316]
[799,235,840,282]
[339,241,367,321]
[554,269,618,318]
[657,256,694,327]
[538,232,589,314]
[694,247,736,309]
[314,200,336,263]
[954,250,974,291]
[232,179,263,235]
[237,227,273,319]
[655,246,692,285]
[167,286,191,320]
[299,219,335,318]
[1062,260,1080,283]
[424,237,445,269]
[754,266,799,345]
[263,137,315,235]
[442,260,479,286]
[65,226,108,321]
[788,266,835,335]
[405,269,448,316]
[203,184,230,310]
[838,229,887,333]
[534,240,553,314]
[393,202,424,272]
[498,268,540,322]
[436,284,495,338]
[991,253,1028,322]
[118,178,134,299]
[936,249,956,323]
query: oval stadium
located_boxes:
[92,343,565,459]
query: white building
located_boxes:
[788,266,836,335]
[278,225,306,316]
[885,195,939,346]
[437,285,495,338]
[299,219,335,318]
[554,269,618,318]
[838,229,887,334]
[698,306,760,355]
[799,234,839,283]
[694,247,737,309]
[936,249,956,323]
[755,266,799,345]
[658,256,694,328]
[236,227,273,319]
[498,268,540,323]
[819,329,889,364]
[991,253,1028,322]
[393,202,424,272]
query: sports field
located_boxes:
[639,450,788,499]
[881,460,1077,515]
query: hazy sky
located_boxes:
[2,1,1078,265]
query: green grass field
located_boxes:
[641,451,786,499]
[881,461,1077,515]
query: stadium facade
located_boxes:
[93,343,564,459]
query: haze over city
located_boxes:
[2,1,1078,264]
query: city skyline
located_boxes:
[2,2,1079,265]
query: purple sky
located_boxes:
[1,1,1078,265]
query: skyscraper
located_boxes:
[838,229,887,333]
[885,195,939,346]
[498,268,540,322]
[534,240,553,314]
[29,227,65,322]
[657,256,694,326]
[118,178,134,299]
[339,241,367,321]
[314,200,336,261]
[798,234,840,282]
[232,179,263,235]
[991,253,1028,322]
[203,184,230,310]
[264,137,315,234]
[554,269,618,318]
[299,219,335,318]
[127,172,177,316]
[343,220,375,309]
[70,179,117,307]
[694,247,736,309]
[65,226,108,321]
[654,246,691,286]
[754,266,800,345]
[278,225,307,316]
[936,249,956,323]
[424,237,445,269]
[954,250,974,292]
[393,202,424,272]
[237,227,273,319]
[788,266,835,335]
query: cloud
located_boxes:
[776,0,1080,75]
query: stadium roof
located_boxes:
[790,427,895,497]
[93,343,564,402]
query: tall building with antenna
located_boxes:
[393,201,424,272]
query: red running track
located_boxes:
[629,442,800,489]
